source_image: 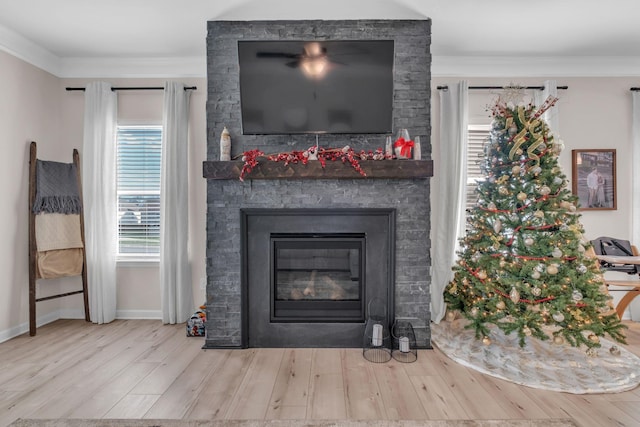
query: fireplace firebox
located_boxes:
[271,233,365,323]
[242,208,395,348]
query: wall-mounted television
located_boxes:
[238,40,394,135]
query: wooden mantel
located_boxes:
[203,159,434,180]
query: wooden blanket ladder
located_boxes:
[28,141,90,336]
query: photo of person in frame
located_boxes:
[572,149,616,210]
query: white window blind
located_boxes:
[466,124,491,210]
[117,125,162,258]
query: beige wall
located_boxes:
[0,50,73,339]
[1,49,639,339]
[0,51,207,339]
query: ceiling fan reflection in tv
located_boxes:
[256,41,345,80]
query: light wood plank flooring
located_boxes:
[1,319,639,427]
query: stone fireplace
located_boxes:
[203,19,433,349]
[242,208,395,347]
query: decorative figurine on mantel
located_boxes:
[305,145,318,160]
[220,126,231,161]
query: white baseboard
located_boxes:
[115,309,163,320]
[58,308,162,320]
[0,310,62,344]
[0,309,163,344]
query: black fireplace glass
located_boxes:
[271,233,365,322]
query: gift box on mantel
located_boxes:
[394,129,414,159]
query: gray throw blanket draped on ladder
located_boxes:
[32,160,82,214]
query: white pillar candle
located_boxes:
[372,323,383,346]
[220,126,231,161]
[399,336,410,353]
[413,136,421,160]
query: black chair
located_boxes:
[591,236,640,276]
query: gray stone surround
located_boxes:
[204,19,432,348]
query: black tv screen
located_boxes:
[238,40,394,135]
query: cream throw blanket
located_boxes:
[35,213,84,279]
[35,213,83,251]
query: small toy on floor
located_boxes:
[187,304,206,337]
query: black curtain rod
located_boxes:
[631,87,640,91]
[65,86,197,92]
[437,85,568,91]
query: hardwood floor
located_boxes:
[1,319,639,427]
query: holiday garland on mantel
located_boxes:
[237,145,395,181]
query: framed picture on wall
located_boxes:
[571,149,617,210]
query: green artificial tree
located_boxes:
[443,95,626,352]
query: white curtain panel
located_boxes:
[160,81,193,324]
[534,80,559,135]
[632,92,640,247]
[431,81,469,323]
[82,82,118,324]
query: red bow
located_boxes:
[394,137,414,158]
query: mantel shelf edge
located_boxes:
[203,159,434,180]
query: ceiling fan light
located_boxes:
[304,42,324,58]
[301,56,329,79]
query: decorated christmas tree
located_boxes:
[443,95,626,352]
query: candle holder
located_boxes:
[363,297,391,363]
[391,320,417,363]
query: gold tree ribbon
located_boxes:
[505,116,513,130]
[526,119,544,165]
[508,104,548,166]
[518,105,527,124]
[508,128,528,160]
[507,106,528,159]
[527,135,544,165]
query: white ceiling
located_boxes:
[1,0,639,78]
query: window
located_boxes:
[116,125,162,259]
[466,124,491,210]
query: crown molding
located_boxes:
[0,23,206,78]
[0,24,61,75]
[57,56,207,78]
[38,54,640,79]
[3,20,640,79]
[432,55,640,77]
